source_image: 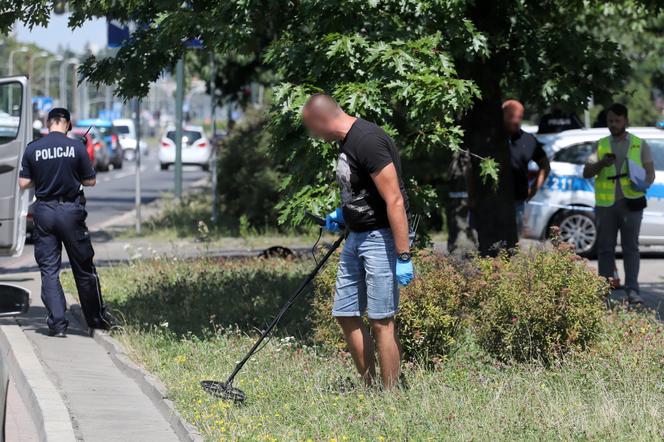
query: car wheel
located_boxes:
[160,163,169,171]
[550,210,597,258]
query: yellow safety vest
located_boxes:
[595,134,645,207]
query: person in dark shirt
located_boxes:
[503,100,550,235]
[302,94,412,389]
[19,108,113,337]
[467,102,518,257]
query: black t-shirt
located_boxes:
[337,118,409,232]
[509,129,546,201]
[20,131,95,199]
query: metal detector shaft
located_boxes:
[224,232,346,385]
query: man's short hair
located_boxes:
[607,103,628,118]
[46,107,71,128]
[303,93,341,115]
[502,99,524,113]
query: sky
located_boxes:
[13,13,106,54]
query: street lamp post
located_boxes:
[45,56,63,99]
[30,51,49,96]
[59,57,79,109]
[8,47,28,76]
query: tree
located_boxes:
[4,0,661,226]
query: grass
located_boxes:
[62,259,664,441]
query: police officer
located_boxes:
[18,108,113,337]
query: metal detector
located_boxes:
[201,212,345,404]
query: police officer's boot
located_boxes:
[48,319,69,338]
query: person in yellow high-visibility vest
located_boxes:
[583,103,655,305]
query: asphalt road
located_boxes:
[0,149,207,269]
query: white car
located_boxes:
[158,125,212,171]
[523,127,664,257]
[113,118,148,161]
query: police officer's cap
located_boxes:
[47,107,71,122]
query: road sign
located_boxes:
[108,20,130,48]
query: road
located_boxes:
[0,150,207,270]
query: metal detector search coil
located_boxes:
[201,212,346,404]
[200,380,246,403]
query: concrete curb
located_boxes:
[0,318,77,442]
[64,294,203,442]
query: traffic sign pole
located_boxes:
[134,98,142,234]
[174,57,184,200]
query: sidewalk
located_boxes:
[4,272,183,441]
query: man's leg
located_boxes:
[515,200,525,238]
[58,203,110,329]
[369,317,401,389]
[336,317,375,385]
[333,233,374,384]
[618,201,643,294]
[32,203,68,333]
[595,205,618,282]
[360,228,401,389]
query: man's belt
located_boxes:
[37,195,79,203]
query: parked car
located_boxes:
[74,118,123,169]
[69,127,111,171]
[67,127,95,165]
[113,118,148,161]
[523,127,664,257]
[158,125,211,171]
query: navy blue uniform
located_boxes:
[20,131,110,332]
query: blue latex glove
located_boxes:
[324,208,344,233]
[632,177,649,193]
[396,258,414,286]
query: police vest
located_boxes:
[594,134,645,207]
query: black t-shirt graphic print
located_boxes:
[336,118,409,232]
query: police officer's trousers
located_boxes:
[33,200,108,332]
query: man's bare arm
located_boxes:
[371,163,409,253]
[18,178,33,190]
[530,156,550,199]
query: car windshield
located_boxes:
[553,137,664,171]
[166,130,202,143]
[552,142,594,164]
[647,139,664,171]
[115,125,130,135]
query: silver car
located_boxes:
[522,127,664,257]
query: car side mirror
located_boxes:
[0,284,30,317]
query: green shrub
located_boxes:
[469,243,608,363]
[217,108,282,230]
[310,251,469,361]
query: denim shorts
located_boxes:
[333,228,399,320]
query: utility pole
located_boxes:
[133,98,142,234]
[209,52,219,223]
[174,57,184,200]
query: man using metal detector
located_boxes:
[302,94,414,389]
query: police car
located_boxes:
[522,127,664,257]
